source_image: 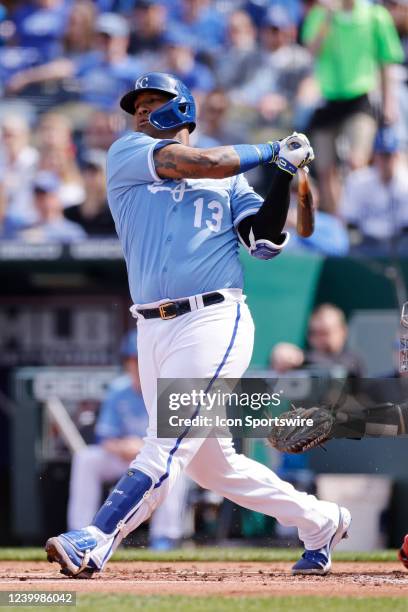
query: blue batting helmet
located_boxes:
[120,72,196,133]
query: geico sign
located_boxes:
[33,370,116,401]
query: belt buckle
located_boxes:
[159,302,177,320]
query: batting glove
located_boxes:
[275,132,315,176]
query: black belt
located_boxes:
[137,292,225,320]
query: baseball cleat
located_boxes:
[398,534,408,570]
[45,529,102,579]
[292,506,351,576]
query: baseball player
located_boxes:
[45,72,350,577]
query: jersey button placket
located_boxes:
[161,205,176,295]
[163,236,172,276]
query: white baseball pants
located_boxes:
[115,290,340,550]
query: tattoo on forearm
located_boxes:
[154,145,240,179]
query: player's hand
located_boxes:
[277,132,315,176]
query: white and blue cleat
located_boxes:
[292,506,351,576]
[46,468,155,578]
[45,529,105,579]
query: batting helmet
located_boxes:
[120,72,196,133]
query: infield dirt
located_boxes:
[0,561,407,597]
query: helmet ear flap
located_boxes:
[149,96,196,133]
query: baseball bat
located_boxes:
[296,167,315,237]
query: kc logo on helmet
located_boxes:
[135,76,149,88]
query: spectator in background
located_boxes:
[270,303,364,377]
[384,0,408,59]
[67,331,189,550]
[192,88,261,186]
[0,43,43,98]
[4,1,96,112]
[10,0,70,64]
[285,172,349,256]
[7,13,143,113]
[232,6,314,132]
[169,0,227,59]
[64,149,116,236]
[17,171,86,243]
[60,0,96,58]
[302,0,404,213]
[215,10,260,91]
[128,0,168,60]
[36,111,73,151]
[159,31,215,97]
[36,112,84,208]
[56,11,143,111]
[194,89,245,147]
[340,125,408,255]
[81,109,126,153]
[0,113,38,223]
[383,0,408,147]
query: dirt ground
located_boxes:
[0,561,408,597]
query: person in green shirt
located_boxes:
[302,0,404,214]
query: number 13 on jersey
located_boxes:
[193,198,223,232]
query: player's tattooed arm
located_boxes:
[154,143,241,179]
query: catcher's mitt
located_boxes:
[267,405,336,454]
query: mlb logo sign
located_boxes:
[399,336,408,373]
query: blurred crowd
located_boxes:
[0,0,408,256]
